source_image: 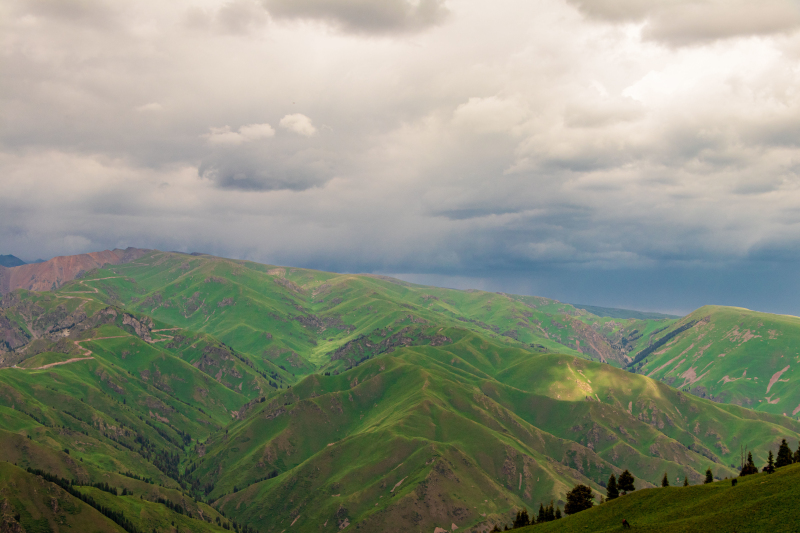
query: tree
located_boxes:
[490,525,501,532]
[538,503,546,524]
[763,450,775,474]
[740,452,758,476]
[661,472,670,487]
[618,470,635,494]
[794,442,800,464]
[683,477,689,487]
[512,509,531,528]
[545,502,555,522]
[776,439,793,468]
[606,474,619,500]
[564,485,594,515]
[704,468,713,484]
[555,506,562,519]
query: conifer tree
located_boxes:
[538,503,546,524]
[776,439,793,468]
[683,477,689,487]
[606,474,619,500]
[763,450,775,473]
[740,452,758,476]
[546,502,555,522]
[564,485,594,515]
[618,469,635,494]
[555,506,562,519]
[794,442,800,464]
[513,509,531,528]
[704,468,713,484]
[661,472,669,487]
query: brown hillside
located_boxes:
[0,247,149,294]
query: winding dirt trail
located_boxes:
[27,335,129,370]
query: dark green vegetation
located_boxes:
[0,250,799,531]
[515,462,800,532]
[628,306,800,417]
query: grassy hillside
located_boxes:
[1,250,799,532]
[628,306,800,418]
[517,462,800,532]
[199,334,800,532]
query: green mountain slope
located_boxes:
[1,250,799,532]
[45,251,673,370]
[197,332,800,532]
[628,306,800,418]
[519,462,800,533]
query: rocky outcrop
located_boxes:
[122,313,153,342]
[0,247,149,294]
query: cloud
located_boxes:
[279,114,317,136]
[185,0,268,35]
[204,123,275,145]
[4,0,800,313]
[566,0,800,45]
[135,102,163,112]
[262,0,449,34]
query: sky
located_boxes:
[2,0,800,315]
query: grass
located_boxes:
[518,463,800,532]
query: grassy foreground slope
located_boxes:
[629,306,800,418]
[520,463,800,532]
[201,332,800,532]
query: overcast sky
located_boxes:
[3,0,800,315]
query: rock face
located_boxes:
[0,247,149,294]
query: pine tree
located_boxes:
[564,485,594,515]
[763,450,775,474]
[606,474,619,500]
[618,469,635,494]
[776,439,793,468]
[537,503,546,523]
[740,452,758,476]
[661,472,669,487]
[794,442,800,464]
[546,502,555,522]
[513,509,531,528]
[683,477,689,487]
[555,506,562,519]
[704,468,713,484]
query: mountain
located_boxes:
[0,247,149,294]
[570,304,681,321]
[627,305,800,418]
[0,249,798,531]
[0,255,26,267]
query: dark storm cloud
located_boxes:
[262,0,449,34]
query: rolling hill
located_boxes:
[0,249,798,531]
[627,306,800,418]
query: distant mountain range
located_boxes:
[0,249,798,532]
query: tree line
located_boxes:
[488,439,800,531]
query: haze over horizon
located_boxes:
[3,0,800,316]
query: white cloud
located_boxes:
[279,114,317,136]
[135,102,163,112]
[204,123,275,145]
